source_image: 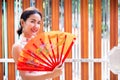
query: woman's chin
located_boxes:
[32,33,37,36]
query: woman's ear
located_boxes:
[20,19,25,27]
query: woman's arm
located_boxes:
[12,43,22,63]
[12,43,62,80]
[19,67,62,80]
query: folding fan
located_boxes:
[17,31,76,71]
[108,46,120,74]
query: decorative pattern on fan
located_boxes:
[17,31,76,71]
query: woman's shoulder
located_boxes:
[12,37,25,50]
[12,40,23,55]
[12,41,22,50]
[12,42,23,63]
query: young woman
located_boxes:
[12,7,62,80]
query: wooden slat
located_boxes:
[7,0,15,80]
[110,0,118,80]
[81,0,89,80]
[0,0,3,80]
[93,0,102,80]
[64,0,72,80]
[51,0,59,80]
[51,0,59,30]
[35,0,44,33]
[35,0,43,11]
[22,0,30,10]
[64,0,72,32]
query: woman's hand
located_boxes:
[53,64,63,77]
[52,65,63,77]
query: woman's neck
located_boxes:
[21,33,35,42]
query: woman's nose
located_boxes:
[33,23,40,28]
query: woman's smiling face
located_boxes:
[21,13,41,38]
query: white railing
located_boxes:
[0,58,109,80]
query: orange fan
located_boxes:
[17,31,76,71]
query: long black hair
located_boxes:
[17,7,42,36]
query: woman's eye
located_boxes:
[37,21,40,24]
[31,21,34,23]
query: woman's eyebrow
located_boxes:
[30,18,40,21]
[30,19,36,21]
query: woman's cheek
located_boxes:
[35,26,40,32]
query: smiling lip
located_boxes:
[31,28,38,33]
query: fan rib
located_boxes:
[18,62,53,71]
[48,35,56,63]
[39,38,55,65]
[56,34,59,62]
[32,43,53,65]
[17,56,53,71]
[60,35,67,62]
[23,49,52,67]
[62,38,76,63]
